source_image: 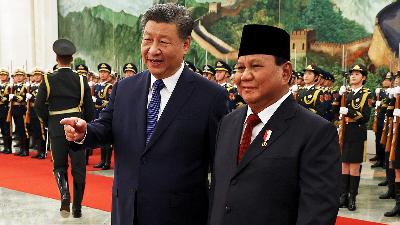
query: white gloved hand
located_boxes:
[339,86,346,95]
[8,94,14,101]
[24,82,30,88]
[389,88,395,98]
[291,84,299,92]
[375,88,380,95]
[88,81,94,87]
[394,86,400,95]
[26,93,32,100]
[394,109,400,117]
[92,96,97,103]
[375,100,381,107]
[339,107,348,115]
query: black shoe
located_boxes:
[339,193,348,208]
[60,198,70,218]
[348,194,357,211]
[101,164,110,170]
[72,209,82,218]
[378,180,388,186]
[2,149,11,154]
[370,156,379,162]
[18,150,29,157]
[371,161,383,168]
[93,161,105,168]
[379,191,395,199]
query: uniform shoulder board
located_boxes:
[362,88,371,93]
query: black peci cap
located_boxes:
[238,24,290,61]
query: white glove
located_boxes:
[8,94,14,101]
[92,96,97,103]
[24,82,30,88]
[375,100,381,107]
[339,107,348,115]
[339,86,346,95]
[26,93,32,100]
[394,108,400,117]
[291,84,299,92]
[375,88,380,95]
[88,81,94,87]
[389,88,395,98]
[394,86,400,95]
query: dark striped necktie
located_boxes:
[146,79,165,144]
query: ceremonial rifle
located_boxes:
[390,92,400,161]
[338,73,348,152]
[372,89,380,132]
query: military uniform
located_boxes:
[336,64,372,212]
[215,60,244,111]
[122,63,138,78]
[0,69,12,154]
[92,63,113,170]
[27,68,46,159]
[10,69,29,156]
[297,65,326,117]
[202,64,215,81]
[34,39,94,218]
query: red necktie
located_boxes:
[238,113,261,163]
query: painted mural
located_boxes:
[58,0,399,88]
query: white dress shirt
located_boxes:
[243,91,292,143]
[147,61,184,121]
[352,86,362,94]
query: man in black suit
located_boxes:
[61,4,228,225]
[209,24,340,225]
[34,39,94,218]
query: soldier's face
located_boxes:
[303,71,315,85]
[14,74,24,83]
[235,54,291,112]
[0,74,8,82]
[382,79,391,88]
[99,71,110,82]
[124,70,135,77]
[215,70,227,82]
[350,71,365,86]
[395,77,400,87]
[141,21,190,79]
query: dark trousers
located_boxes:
[51,136,86,184]
[27,110,45,145]
[376,124,385,161]
[0,105,10,137]
[12,105,27,141]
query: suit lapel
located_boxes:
[144,67,195,151]
[226,106,248,169]
[135,72,151,149]
[233,96,297,178]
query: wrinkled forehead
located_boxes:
[237,54,274,64]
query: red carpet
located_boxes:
[0,150,388,224]
[0,149,113,211]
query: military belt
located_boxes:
[49,106,81,116]
[12,102,26,106]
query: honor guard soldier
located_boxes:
[92,63,113,170]
[372,73,393,171]
[297,64,326,117]
[184,61,196,73]
[386,71,400,217]
[379,72,396,199]
[34,39,94,218]
[9,68,29,156]
[0,69,12,154]
[295,71,305,87]
[75,64,88,77]
[336,64,373,211]
[215,60,244,111]
[202,64,216,81]
[321,70,335,121]
[122,63,137,78]
[26,68,46,159]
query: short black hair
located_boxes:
[141,3,194,40]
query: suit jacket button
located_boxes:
[225,204,231,213]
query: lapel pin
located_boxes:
[262,130,272,147]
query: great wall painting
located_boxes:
[58,0,399,81]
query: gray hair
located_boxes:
[141,3,194,40]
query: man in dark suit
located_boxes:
[61,4,228,225]
[209,25,340,225]
[34,39,94,218]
